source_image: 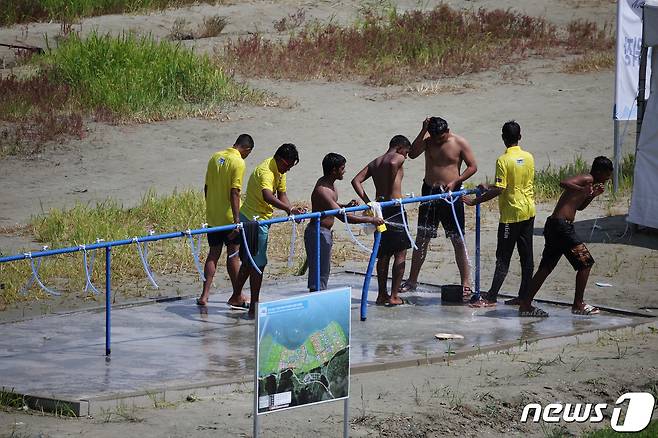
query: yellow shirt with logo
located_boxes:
[205,147,245,226]
[494,145,536,223]
[240,157,287,220]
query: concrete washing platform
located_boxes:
[0,272,648,416]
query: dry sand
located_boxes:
[1,0,657,436]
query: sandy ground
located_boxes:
[1,0,657,436]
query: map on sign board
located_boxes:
[256,288,351,414]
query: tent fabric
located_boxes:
[628,4,658,229]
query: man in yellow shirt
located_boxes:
[234,143,305,318]
[197,134,254,308]
[463,121,535,307]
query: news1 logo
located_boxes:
[520,393,655,432]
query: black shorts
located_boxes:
[538,217,594,271]
[207,228,240,247]
[417,181,465,239]
[378,205,412,257]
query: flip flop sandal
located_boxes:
[385,298,409,307]
[227,301,250,311]
[399,281,417,293]
[518,306,549,317]
[572,304,600,315]
[196,298,207,306]
[468,299,496,308]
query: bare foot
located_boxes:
[400,280,417,293]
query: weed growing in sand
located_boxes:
[273,8,307,32]
[45,32,259,120]
[563,51,615,73]
[0,189,310,304]
[1,32,261,156]
[0,387,25,409]
[0,0,234,26]
[225,5,613,85]
[101,402,143,423]
[583,420,658,437]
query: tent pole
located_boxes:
[637,46,649,151]
[613,118,621,193]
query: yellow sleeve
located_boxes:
[230,160,245,190]
[205,156,215,186]
[494,157,507,189]
[257,168,275,192]
[277,173,287,193]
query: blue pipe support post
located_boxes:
[315,218,321,291]
[474,202,481,301]
[360,230,382,321]
[105,247,111,357]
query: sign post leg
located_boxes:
[254,302,260,438]
[343,397,349,438]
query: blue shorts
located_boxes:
[238,213,269,269]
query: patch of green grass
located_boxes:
[224,4,612,85]
[533,154,634,202]
[0,0,234,26]
[582,420,658,437]
[0,189,305,304]
[1,32,261,156]
[44,32,259,121]
[0,387,25,409]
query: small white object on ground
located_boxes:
[595,282,613,287]
[434,333,464,340]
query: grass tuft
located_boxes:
[225,5,613,85]
[563,51,614,73]
[0,32,261,156]
[0,0,235,26]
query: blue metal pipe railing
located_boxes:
[0,188,480,355]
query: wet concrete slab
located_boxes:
[0,272,643,415]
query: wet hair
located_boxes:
[274,143,299,164]
[322,153,346,177]
[591,156,613,174]
[235,133,254,149]
[389,134,411,149]
[501,121,521,147]
[427,117,449,137]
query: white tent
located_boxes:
[628,2,658,229]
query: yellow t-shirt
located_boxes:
[494,145,536,223]
[205,147,245,226]
[240,157,287,220]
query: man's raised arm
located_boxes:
[409,118,429,159]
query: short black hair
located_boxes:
[591,156,613,174]
[390,134,411,149]
[235,133,254,149]
[428,117,449,137]
[274,143,299,164]
[322,153,346,176]
[502,121,521,147]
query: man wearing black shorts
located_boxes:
[401,117,477,297]
[352,135,413,306]
[197,134,254,308]
[519,156,613,317]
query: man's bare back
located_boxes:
[369,151,405,200]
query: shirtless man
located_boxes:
[401,117,477,297]
[518,156,613,317]
[352,135,413,306]
[304,153,384,291]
